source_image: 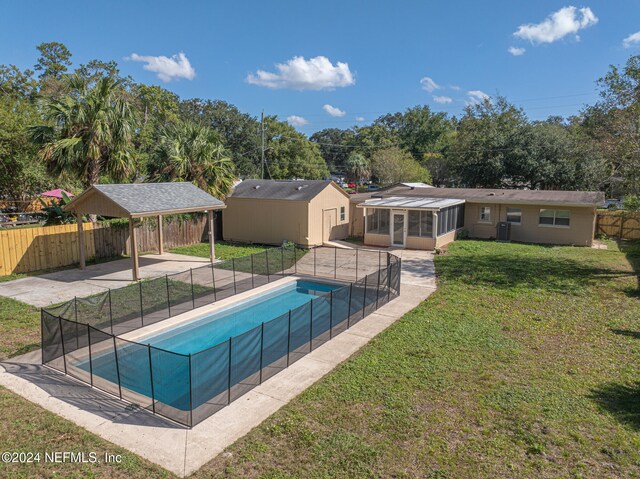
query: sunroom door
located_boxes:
[392,211,406,247]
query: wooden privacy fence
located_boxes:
[0,216,209,276]
[596,211,640,240]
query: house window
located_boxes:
[408,211,433,237]
[340,206,345,221]
[479,206,491,223]
[366,208,390,235]
[539,209,570,227]
[437,204,465,236]
[506,208,522,224]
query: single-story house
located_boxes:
[351,184,605,249]
[223,179,351,246]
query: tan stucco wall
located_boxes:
[364,232,391,247]
[435,229,457,248]
[463,202,596,246]
[350,202,365,237]
[308,186,351,244]
[406,236,436,250]
[223,198,310,246]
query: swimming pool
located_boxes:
[142,279,340,354]
[79,279,345,414]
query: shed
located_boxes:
[223,179,351,246]
[64,182,226,280]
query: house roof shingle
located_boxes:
[351,185,605,207]
[230,179,340,201]
[66,182,225,217]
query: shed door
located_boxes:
[323,209,337,242]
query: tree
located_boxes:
[30,74,137,188]
[34,42,72,79]
[310,128,357,173]
[0,94,55,208]
[179,99,261,177]
[579,55,640,194]
[370,147,431,185]
[264,118,329,180]
[344,152,370,184]
[148,121,236,198]
[0,64,37,98]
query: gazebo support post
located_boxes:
[76,213,86,270]
[157,215,164,255]
[208,210,215,262]
[130,217,140,281]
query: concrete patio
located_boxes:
[0,246,436,477]
[0,253,212,307]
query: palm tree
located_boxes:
[345,152,371,185]
[30,74,137,187]
[149,121,235,198]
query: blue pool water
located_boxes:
[143,279,338,354]
[77,279,354,413]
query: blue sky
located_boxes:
[2,1,639,134]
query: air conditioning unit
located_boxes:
[496,221,511,242]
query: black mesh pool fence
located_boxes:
[41,245,402,427]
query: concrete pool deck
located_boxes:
[0,253,213,307]
[0,247,436,477]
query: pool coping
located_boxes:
[0,249,435,477]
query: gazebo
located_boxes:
[64,182,226,280]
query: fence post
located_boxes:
[227,337,232,404]
[87,325,93,387]
[375,265,381,310]
[259,322,264,384]
[294,247,297,274]
[287,310,292,367]
[211,264,217,302]
[265,249,270,282]
[250,254,255,289]
[329,290,333,339]
[112,336,122,399]
[355,249,359,281]
[188,353,193,427]
[148,345,156,414]
[362,275,368,319]
[387,256,392,304]
[139,281,144,326]
[108,289,114,335]
[347,283,353,329]
[190,268,195,308]
[58,316,67,374]
[232,258,237,295]
[314,247,317,277]
[309,300,313,351]
[334,247,337,279]
[74,296,78,322]
[165,275,172,317]
[281,246,285,276]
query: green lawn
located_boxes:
[171,241,268,260]
[1,240,639,478]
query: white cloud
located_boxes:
[467,90,491,105]
[127,52,195,82]
[508,46,526,56]
[286,115,308,127]
[450,85,461,91]
[433,95,453,104]
[420,76,440,92]
[323,104,346,117]
[355,116,365,122]
[513,6,598,44]
[623,31,640,48]
[246,56,354,90]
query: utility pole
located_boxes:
[261,111,265,179]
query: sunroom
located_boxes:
[357,196,465,250]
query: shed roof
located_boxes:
[352,185,605,207]
[65,182,225,218]
[230,179,348,201]
[357,196,464,210]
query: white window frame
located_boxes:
[538,209,571,228]
[506,207,522,225]
[340,206,345,221]
[479,206,492,223]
